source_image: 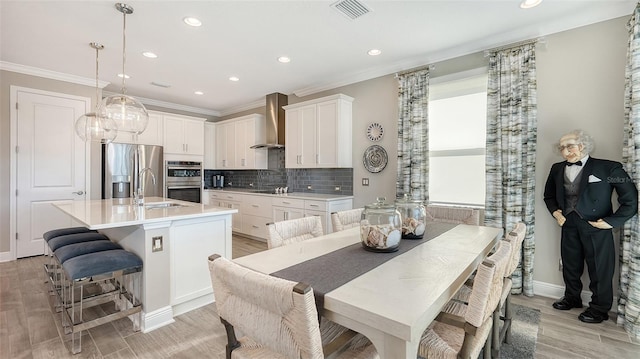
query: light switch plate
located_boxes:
[152,236,163,252]
[362,178,369,186]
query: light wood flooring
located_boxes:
[1,235,638,358]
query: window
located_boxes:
[428,70,487,206]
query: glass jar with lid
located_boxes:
[360,197,402,252]
[395,194,426,239]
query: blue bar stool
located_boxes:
[60,249,143,354]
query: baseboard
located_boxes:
[0,250,14,263]
[142,306,175,333]
[533,280,618,307]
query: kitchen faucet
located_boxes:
[135,167,157,206]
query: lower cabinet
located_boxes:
[205,190,353,240]
[241,195,272,239]
[208,192,243,232]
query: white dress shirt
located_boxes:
[565,155,589,182]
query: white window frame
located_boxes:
[428,68,488,207]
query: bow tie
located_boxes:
[567,161,583,167]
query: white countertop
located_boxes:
[204,188,353,201]
[53,197,237,230]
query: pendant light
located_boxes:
[100,2,149,135]
[75,42,118,143]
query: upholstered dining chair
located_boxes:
[331,208,363,232]
[491,222,527,358]
[267,216,324,249]
[425,204,480,225]
[208,254,379,359]
[418,240,512,359]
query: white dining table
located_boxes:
[233,223,502,359]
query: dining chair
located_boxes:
[331,208,363,232]
[491,222,527,358]
[208,254,379,359]
[267,215,324,249]
[425,204,480,225]
[418,240,512,359]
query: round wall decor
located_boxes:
[363,145,388,173]
[366,122,384,141]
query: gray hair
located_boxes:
[555,129,595,155]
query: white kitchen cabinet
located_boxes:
[114,111,164,145]
[215,114,267,170]
[209,191,243,232]
[272,197,305,223]
[163,114,206,156]
[215,121,234,168]
[241,194,273,239]
[204,122,216,169]
[284,94,353,168]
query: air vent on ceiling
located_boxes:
[150,81,171,88]
[331,0,371,20]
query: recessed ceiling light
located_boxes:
[367,49,381,56]
[117,73,130,79]
[194,91,204,95]
[278,56,291,63]
[229,76,240,82]
[520,0,542,9]
[142,51,158,58]
[183,17,202,27]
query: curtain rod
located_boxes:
[395,64,435,78]
[483,37,545,56]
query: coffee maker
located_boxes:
[214,175,224,188]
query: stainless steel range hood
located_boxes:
[250,92,288,149]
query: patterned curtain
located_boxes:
[485,43,538,296]
[620,3,640,338]
[396,69,429,201]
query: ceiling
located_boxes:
[1,0,636,116]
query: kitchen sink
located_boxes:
[145,202,190,210]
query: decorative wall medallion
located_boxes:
[366,122,384,141]
[363,145,388,173]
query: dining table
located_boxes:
[233,222,503,359]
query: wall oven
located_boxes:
[165,161,202,203]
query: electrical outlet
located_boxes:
[152,236,163,252]
[307,185,312,190]
[362,178,369,186]
[335,186,341,191]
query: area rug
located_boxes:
[497,303,541,358]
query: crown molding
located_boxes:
[218,99,265,117]
[103,91,221,117]
[0,61,109,88]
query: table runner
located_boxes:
[271,221,458,314]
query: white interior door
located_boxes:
[15,89,89,258]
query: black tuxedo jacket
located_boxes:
[543,157,638,228]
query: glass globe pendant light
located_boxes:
[100,3,149,135]
[75,42,118,143]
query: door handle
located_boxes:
[72,190,84,195]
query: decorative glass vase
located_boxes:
[395,194,426,239]
[360,197,402,252]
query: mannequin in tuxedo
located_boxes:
[543,130,637,323]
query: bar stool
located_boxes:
[61,249,143,354]
[42,227,97,278]
[44,231,108,304]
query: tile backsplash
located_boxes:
[204,149,353,195]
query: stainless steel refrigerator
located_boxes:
[102,143,164,199]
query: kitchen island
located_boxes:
[53,197,237,332]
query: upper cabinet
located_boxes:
[114,111,164,146]
[163,114,206,156]
[204,122,216,169]
[284,94,353,168]
[215,114,267,170]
